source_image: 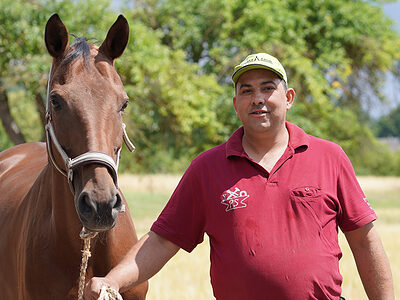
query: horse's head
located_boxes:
[44,14,133,232]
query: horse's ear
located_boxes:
[99,15,129,61]
[45,14,69,59]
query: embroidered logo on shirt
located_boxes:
[221,187,249,212]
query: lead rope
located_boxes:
[77,228,123,300]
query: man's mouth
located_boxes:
[251,110,268,115]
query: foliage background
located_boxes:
[1,0,400,175]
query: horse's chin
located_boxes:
[79,217,117,233]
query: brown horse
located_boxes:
[0,14,148,299]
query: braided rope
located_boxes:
[98,286,123,300]
[77,228,124,300]
[78,228,98,300]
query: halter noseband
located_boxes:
[44,69,135,194]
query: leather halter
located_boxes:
[44,69,135,194]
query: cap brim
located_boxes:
[232,64,285,84]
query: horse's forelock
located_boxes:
[62,37,91,67]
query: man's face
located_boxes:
[233,69,295,135]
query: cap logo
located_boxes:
[243,55,273,65]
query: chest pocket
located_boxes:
[290,186,338,249]
[290,186,323,228]
[291,186,321,198]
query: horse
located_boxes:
[0,14,148,299]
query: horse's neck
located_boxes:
[26,165,82,250]
[12,165,86,298]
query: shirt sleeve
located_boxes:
[336,148,377,232]
[151,160,206,252]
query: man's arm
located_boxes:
[83,231,180,300]
[344,222,394,300]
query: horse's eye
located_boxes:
[50,95,63,111]
[120,100,130,112]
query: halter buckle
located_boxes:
[67,168,74,184]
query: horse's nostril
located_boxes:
[112,193,122,210]
[78,193,96,217]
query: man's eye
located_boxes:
[263,86,275,92]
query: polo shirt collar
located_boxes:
[225,127,246,158]
[226,121,309,159]
[286,121,310,150]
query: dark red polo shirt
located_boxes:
[151,122,376,300]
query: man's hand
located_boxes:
[83,277,119,300]
[82,231,180,299]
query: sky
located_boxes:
[384,0,400,32]
[382,1,400,117]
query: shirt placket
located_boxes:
[266,146,294,183]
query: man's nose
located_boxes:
[253,92,266,105]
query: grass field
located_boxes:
[120,175,400,299]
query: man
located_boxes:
[84,53,394,299]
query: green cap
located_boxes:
[232,53,287,84]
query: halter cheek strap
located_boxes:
[45,69,135,195]
[122,123,135,152]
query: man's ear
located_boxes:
[233,96,238,114]
[286,88,295,111]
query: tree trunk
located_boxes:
[35,92,46,141]
[0,85,25,145]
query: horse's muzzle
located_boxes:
[76,189,123,231]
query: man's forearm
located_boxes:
[106,231,180,293]
[345,223,394,300]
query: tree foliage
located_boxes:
[1,0,400,175]
[116,18,224,172]
[375,104,400,137]
[0,0,119,143]
[132,0,400,174]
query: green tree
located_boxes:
[2,0,400,175]
[375,104,400,137]
[0,0,118,146]
[132,0,400,174]
[115,18,224,172]
[0,0,225,173]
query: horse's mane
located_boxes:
[62,36,91,67]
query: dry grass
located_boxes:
[339,223,400,299]
[357,176,400,193]
[119,174,181,194]
[121,174,400,299]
